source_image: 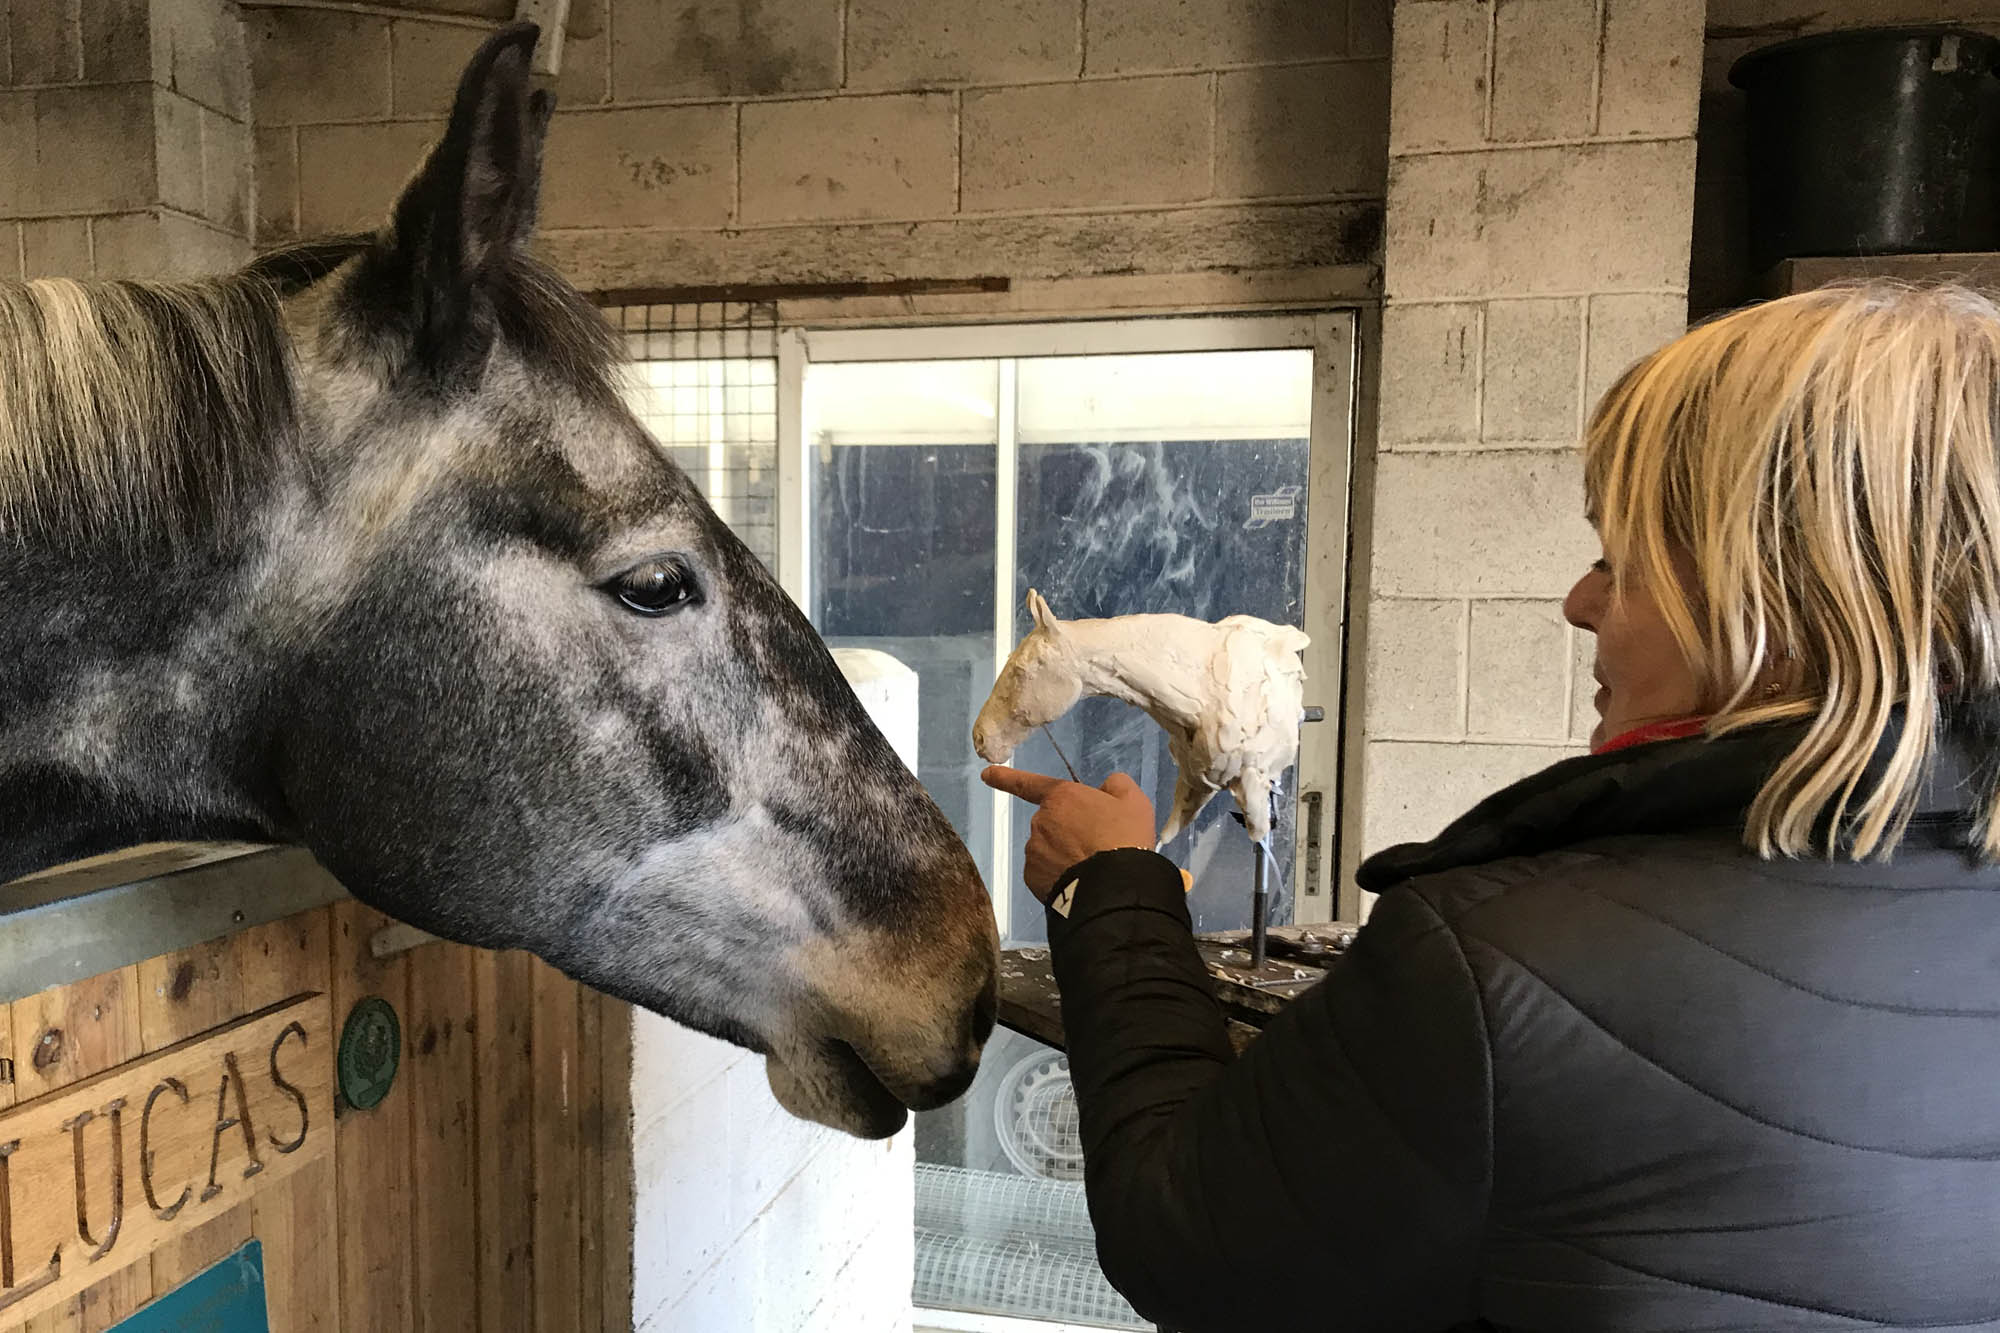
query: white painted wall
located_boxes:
[631,652,923,1333]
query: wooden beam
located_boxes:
[587,275,1011,308]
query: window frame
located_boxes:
[777,313,1360,929]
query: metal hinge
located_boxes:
[1301,790,1324,895]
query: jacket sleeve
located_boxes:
[1046,848,1493,1332]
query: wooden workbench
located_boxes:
[996,923,1356,1054]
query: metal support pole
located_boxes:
[1251,839,1269,970]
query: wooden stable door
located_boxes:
[0,900,631,1332]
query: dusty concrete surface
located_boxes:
[1361,0,1703,860]
[0,0,251,278]
[245,0,1392,292]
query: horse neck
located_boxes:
[1065,618,1207,732]
[0,522,291,883]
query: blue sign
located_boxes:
[110,1241,268,1333]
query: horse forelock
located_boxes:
[297,234,622,406]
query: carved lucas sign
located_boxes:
[0,994,331,1324]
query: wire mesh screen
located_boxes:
[915,1164,1096,1247]
[611,302,780,570]
[915,1042,1146,1329]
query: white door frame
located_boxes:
[778,313,1358,933]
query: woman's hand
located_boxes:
[980,766,1157,900]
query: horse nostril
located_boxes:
[968,985,997,1048]
[931,1063,979,1108]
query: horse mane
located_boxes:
[0,271,296,550]
[0,237,623,551]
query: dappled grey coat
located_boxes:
[1048,724,2000,1331]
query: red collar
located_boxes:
[1593,716,1709,755]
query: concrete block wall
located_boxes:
[245,0,1391,293]
[1692,0,2000,315]
[1361,0,1703,859]
[2,0,252,280]
[628,650,922,1333]
[629,1015,915,1333]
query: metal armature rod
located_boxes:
[1042,725,1081,784]
[1251,840,1270,969]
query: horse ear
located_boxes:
[1027,589,1063,636]
[389,22,548,326]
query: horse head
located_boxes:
[973,589,1086,765]
[0,24,997,1138]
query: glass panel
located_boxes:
[913,1027,1147,1329]
[808,360,1002,894]
[1003,348,1314,944]
[810,358,1003,446]
[1016,348,1315,442]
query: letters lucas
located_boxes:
[0,995,332,1323]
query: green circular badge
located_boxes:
[338,996,401,1111]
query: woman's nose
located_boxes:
[1564,570,1603,632]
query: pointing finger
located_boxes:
[981,765,1066,805]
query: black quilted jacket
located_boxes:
[1046,724,2000,1331]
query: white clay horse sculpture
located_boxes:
[973,590,1310,844]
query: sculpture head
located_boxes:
[973,590,1085,764]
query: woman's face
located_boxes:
[1563,543,1704,750]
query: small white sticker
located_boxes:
[1050,879,1079,919]
[1245,485,1302,530]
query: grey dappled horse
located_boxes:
[0,24,996,1138]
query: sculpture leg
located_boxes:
[1157,771,1210,846]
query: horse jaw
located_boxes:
[764,1045,909,1139]
[758,917,994,1138]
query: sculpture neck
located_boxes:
[1064,618,1208,734]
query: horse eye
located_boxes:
[607,557,701,617]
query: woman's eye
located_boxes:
[1591,558,1613,575]
[607,558,701,617]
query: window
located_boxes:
[615,304,780,569]
[794,316,1355,1330]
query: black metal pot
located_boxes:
[1730,27,2000,272]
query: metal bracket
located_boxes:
[368,923,442,960]
[1301,790,1324,894]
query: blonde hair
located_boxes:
[1586,282,2000,860]
[0,274,295,550]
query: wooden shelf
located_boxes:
[1763,252,2000,296]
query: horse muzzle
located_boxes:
[971,712,1026,765]
[765,990,993,1138]
[766,926,998,1138]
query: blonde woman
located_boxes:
[984,283,2000,1330]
